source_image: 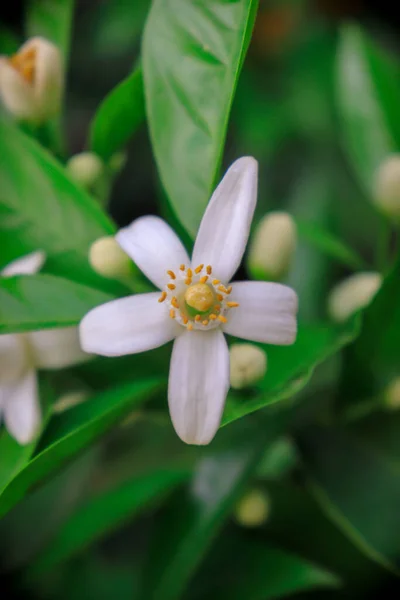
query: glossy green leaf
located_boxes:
[90,67,145,160]
[26,0,75,62]
[142,0,259,236]
[296,219,366,270]
[336,25,400,195]
[0,274,113,334]
[0,117,115,289]
[223,320,359,426]
[0,379,161,519]
[139,417,285,600]
[191,533,339,600]
[296,425,400,575]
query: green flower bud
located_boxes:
[67,152,104,191]
[328,272,382,323]
[229,343,267,389]
[234,489,270,528]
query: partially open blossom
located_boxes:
[0,252,89,445]
[0,37,62,124]
[328,272,382,323]
[89,236,133,281]
[234,488,271,527]
[67,152,104,191]
[247,211,297,281]
[80,157,298,445]
[229,343,267,389]
[373,154,400,220]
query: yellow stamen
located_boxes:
[167,283,176,290]
[167,270,176,279]
[187,268,193,278]
[212,279,220,285]
[218,315,227,323]
[214,304,221,311]
[170,309,176,319]
[9,47,36,84]
[158,291,167,303]
[218,285,228,294]
[187,323,193,331]
[209,314,217,320]
[171,297,179,309]
[217,294,224,302]
[195,264,204,274]
[195,314,201,322]
[227,301,239,308]
[206,265,212,275]
[180,264,185,271]
[226,286,232,294]
[185,277,192,285]
[202,320,209,326]
[182,315,189,325]
[199,275,208,284]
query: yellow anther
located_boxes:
[218,285,228,294]
[187,268,193,278]
[195,264,204,274]
[202,319,209,326]
[167,283,176,290]
[217,294,224,302]
[227,301,239,308]
[167,270,176,279]
[195,314,201,322]
[206,265,212,275]
[187,323,193,331]
[209,314,217,320]
[214,304,221,312]
[180,264,185,271]
[170,309,176,319]
[199,275,208,284]
[226,286,232,294]
[218,315,228,323]
[182,315,189,325]
[185,283,215,313]
[171,297,179,309]
[185,277,192,286]
[158,291,167,303]
[212,279,220,285]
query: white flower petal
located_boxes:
[26,326,90,370]
[168,329,230,445]
[0,57,38,121]
[80,293,180,357]
[1,250,45,277]
[3,370,40,445]
[191,157,258,283]
[223,281,298,345]
[116,216,190,289]
[0,334,28,383]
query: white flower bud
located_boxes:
[328,272,382,323]
[234,489,270,528]
[247,211,297,281]
[0,37,62,124]
[373,154,400,220]
[383,377,400,411]
[67,152,104,191]
[229,343,267,389]
[89,236,132,281]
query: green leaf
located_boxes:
[90,67,145,160]
[336,25,400,195]
[139,417,285,600]
[0,274,113,334]
[29,468,189,573]
[296,219,366,270]
[142,0,259,236]
[0,379,161,519]
[191,533,339,600]
[25,0,75,64]
[223,320,359,426]
[0,117,115,289]
[296,425,400,575]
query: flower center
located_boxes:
[158,263,239,332]
[9,47,37,84]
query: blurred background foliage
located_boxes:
[1,0,400,598]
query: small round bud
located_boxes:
[89,236,132,281]
[383,377,400,411]
[67,152,104,191]
[53,391,88,413]
[247,211,297,281]
[328,272,382,323]
[373,154,400,220]
[229,343,267,389]
[234,489,270,528]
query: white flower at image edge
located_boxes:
[0,252,89,445]
[80,157,298,445]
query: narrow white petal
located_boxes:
[80,293,180,357]
[1,250,45,277]
[0,334,28,383]
[27,326,90,370]
[116,216,190,289]
[223,281,298,345]
[3,370,41,445]
[168,329,230,445]
[192,157,258,282]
